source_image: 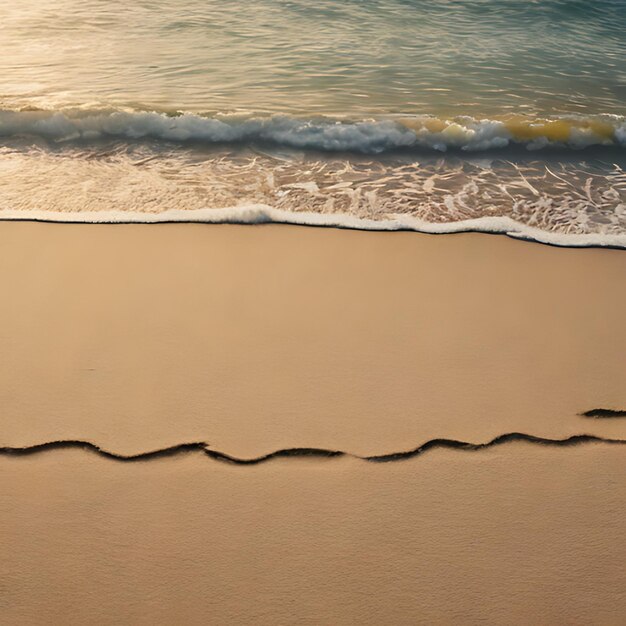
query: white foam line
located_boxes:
[0,206,624,248]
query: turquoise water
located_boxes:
[0,0,625,244]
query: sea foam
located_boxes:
[1,206,625,248]
[1,109,625,154]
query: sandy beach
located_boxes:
[3,1,626,622]
[1,222,625,624]
[0,222,624,456]
[2,442,625,624]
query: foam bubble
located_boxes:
[1,135,624,248]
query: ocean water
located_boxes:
[0,0,625,245]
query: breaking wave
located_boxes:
[1,108,626,154]
[1,107,625,248]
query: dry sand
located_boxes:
[1,222,625,624]
[2,445,625,625]
[0,222,624,456]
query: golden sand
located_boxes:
[2,445,625,625]
[0,222,624,457]
[1,222,624,624]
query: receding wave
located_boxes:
[1,137,625,247]
[1,108,626,154]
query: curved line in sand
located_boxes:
[581,409,626,418]
[1,434,624,465]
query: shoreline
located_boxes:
[1,207,625,248]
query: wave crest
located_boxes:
[1,109,625,154]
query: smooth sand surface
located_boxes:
[2,222,625,624]
[2,444,625,625]
[0,222,624,456]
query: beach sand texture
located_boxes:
[1,222,624,624]
[2,445,625,625]
[0,222,624,455]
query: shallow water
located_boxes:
[2,0,624,116]
[0,0,624,244]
